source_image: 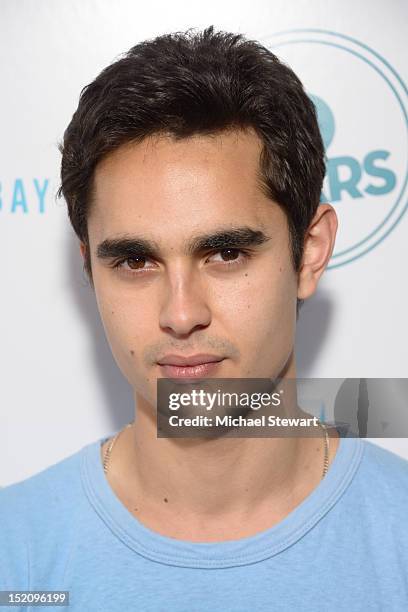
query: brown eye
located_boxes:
[113,256,154,274]
[205,248,250,267]
[209,248,245,264]
[219,248,240,261]
[126,257,146,269]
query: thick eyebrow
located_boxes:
[95,226,271,262]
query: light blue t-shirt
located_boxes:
[1,432,408,611]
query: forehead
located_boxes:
[89,128,280,239]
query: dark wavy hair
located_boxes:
[57,26,325,313]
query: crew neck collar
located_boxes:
[81,429,364,569]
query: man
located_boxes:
[1,26,407,611]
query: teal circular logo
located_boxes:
[265,29,408,268]
[310,95,335,150]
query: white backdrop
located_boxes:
[1,0,407,486]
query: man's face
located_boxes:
[85,128,299,407]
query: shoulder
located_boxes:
[0,440,100,588]
[0,442,91,546]
[354,439,408,508]
[0,443,86,512]
[360,439,408,478]
[0,446,81,586]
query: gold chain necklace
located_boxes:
[102,422,134,475]
[103,420,330,480]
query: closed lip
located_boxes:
[157,354,224,366]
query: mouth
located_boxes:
[158,358,224,380]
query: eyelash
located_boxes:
[111,248,252,277]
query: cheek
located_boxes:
[214,266,297,374]
[215,263,296,323]
[94,281,153,382]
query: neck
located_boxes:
[104,365,339,542]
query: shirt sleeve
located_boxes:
[0,484,31,590]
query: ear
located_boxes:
[79,241,86,260]
[297,203,338,300]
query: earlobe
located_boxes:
[297,204,338,300]
[79,241,86,260]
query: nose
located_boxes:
[159,266,211,337]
